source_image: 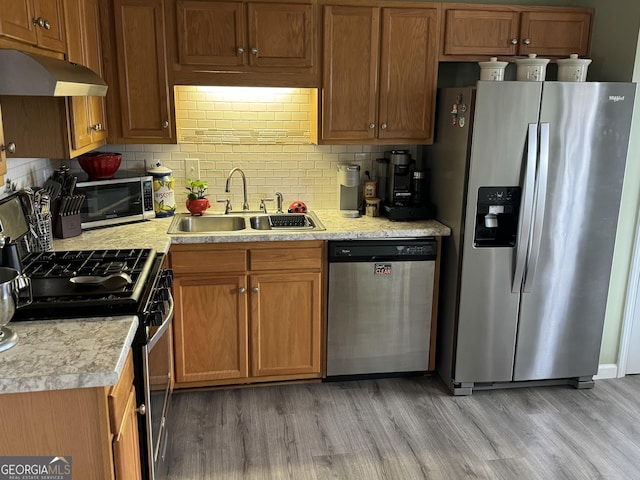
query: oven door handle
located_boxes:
[146,292,174,351]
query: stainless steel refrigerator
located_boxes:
[425,81,636,395]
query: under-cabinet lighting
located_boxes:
[195,86,296,102]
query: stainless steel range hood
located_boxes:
[0,49,107,97]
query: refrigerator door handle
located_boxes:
[524,122,550,293]
[513,123,538,293]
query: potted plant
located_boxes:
[185,178,210,216]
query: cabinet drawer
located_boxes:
[171,249,247,274]
[250,247,322,271]
[108,350,134,435]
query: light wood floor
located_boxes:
[165,375,640,479]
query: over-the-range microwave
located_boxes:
[74,172,155,229]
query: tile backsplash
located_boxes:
[5,144,416,210]
[175,86,314,145]
[93,143,416,211]
[3,84,416,210]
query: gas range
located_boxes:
[13,248,160,321]
[10,247,175,480]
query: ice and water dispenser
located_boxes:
[474,187,521,247]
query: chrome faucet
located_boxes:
[224,167,250,211]
[275,192,284,213]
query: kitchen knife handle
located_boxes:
[524,122,550,293]
[512,123,538,293]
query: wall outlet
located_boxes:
[185,158,200,179]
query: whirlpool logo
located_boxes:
[0,456,72,479]
[609,95,626,102]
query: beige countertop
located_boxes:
[20,210,448,396]
[52,210,450,251]
[0,316,137,394]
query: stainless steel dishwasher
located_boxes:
[326,238,437,377]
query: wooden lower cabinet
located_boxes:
[173,274,249,383]
[171,241,325,388]
[0,351,142,480]
[112,386,143,480]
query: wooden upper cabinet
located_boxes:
[440,5,592,60]
[0,1,38,45]
[177,0,245,66]
[65,0,107,154]
[322,5,379,142]
[247,2,314,68]
[322,5,438,145]
[378,7,438,142]
[113,0,173,141]
[172,0,318,86]
[33,0,66,52]
[442,9,519,56]
[0,0,66,53]
[519,11,592,58]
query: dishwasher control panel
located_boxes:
[329,239,437,262]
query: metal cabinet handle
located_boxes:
[238,287,246,294]
[381,123,387,129]
[91,123,102,132]
[135,404,147,416]
[523,38,531,45]
[251,287,259,293]
[43,19,51,30]
[161,120,169,129]
[1,142,16,154]
[510,38,518,45]
[369,123,376,129]
[237,47,244,54]
[250,47,258,56]
[32,17,44,27]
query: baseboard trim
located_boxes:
[594,364,618,380]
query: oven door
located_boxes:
[142,294,174,480]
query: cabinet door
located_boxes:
[33,0,66,52]
[322,5,379,142]
[247,2,313,69]
[0,0,37,45]
[84,0,107,145]
[250,272,321,377]
[113,386,143,480]
[0,104,6,178]
[441,8,519,56]
[66,0,107,152]
[173,275,249,383]
[519,11,591,57]
[114,0,173,140]
[177,0,245,66]
[378,7,438,143]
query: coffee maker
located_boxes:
[337,164,360,217]
[378,150,434,221]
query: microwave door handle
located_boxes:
[513,123,538,293]
[524,122,550,293]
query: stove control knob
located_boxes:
[156,288,169,302]
[147,311,163,327]
[161,269,174,288]
[153,301,166,315]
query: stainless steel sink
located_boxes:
[168,211,325,234]
[170,215,246,233]
[249,214,322,230]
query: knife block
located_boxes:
[54,214,81,239]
